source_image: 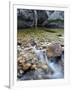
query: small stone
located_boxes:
[20,51,24,55]
[30,39,37,46]
[19,70,24,74]
[31,64,37,70]
[18,56,26,63]
[17,41,22,46]
[22,63,32,71]
[41,65,48,70]
[19,59,26,63]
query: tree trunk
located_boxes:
[34,10,37,29]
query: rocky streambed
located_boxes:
[17,28,64,80]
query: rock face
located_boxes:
[48,11,64,20]
[43,11,64,28]
[37,10,48,26]
[17,9,34,29]
[17,9,64,29]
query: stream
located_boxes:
[17,43,64,80]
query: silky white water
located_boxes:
[23,45,64,79]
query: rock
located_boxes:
[20,51,25,55]
[21,63,32,71]
[17,9,34,28]
[31,64,37,70]
[41,65,48,70]
[43,21,64,28]
[30,39,37,46]
[18,55,26,63]
[17,65,24,78]
[24,52,37,62]
[18,58,26,63]
[47,43,62,57]
[17,55,32,74]
[43,11,64,28]
[37,10,48,26]
[48,11,64,20]
[17,9,64,29]
[19,70,24,74]
[17,41,22,46]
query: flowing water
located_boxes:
[18,44,64,80]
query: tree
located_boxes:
[34,10,37,29]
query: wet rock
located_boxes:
[22,63,32,71]
[23,51,37,63]
[47,43,62,57]
[17,41,22,46]
[17,66,24,78]
[19,70,24,74]
[31,64,37,70]
[41,65,48,71]
[30,39,37,46]
[18,56,26,62]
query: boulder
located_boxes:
[47,43,62,57]
[48,11,64,20]
[43,11,64,28]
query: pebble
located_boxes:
[22,63,32,71]
[41,65,48,71]
[31,64,37,70]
